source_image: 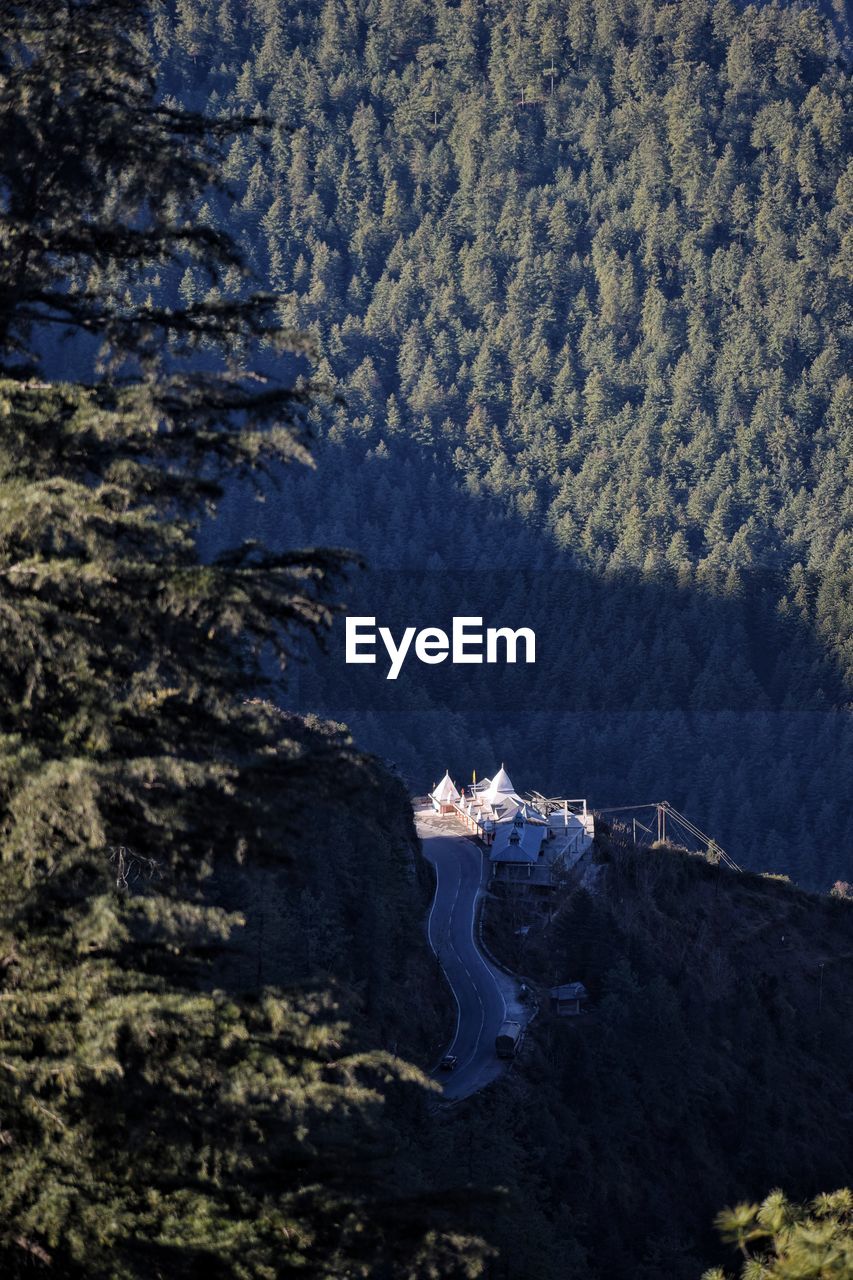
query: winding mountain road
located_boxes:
[418,812,528,1102]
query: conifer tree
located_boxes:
[702,1189,853,1280]
[0,4,487,1275]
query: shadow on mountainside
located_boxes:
[205,441,852,891]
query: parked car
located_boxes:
[439,1054,457,1071]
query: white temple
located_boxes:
[429,764,595,885]
[430,770,461,813]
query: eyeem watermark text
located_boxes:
[345,616,536,680]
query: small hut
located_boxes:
[549,982,589,1016]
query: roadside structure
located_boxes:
[549,982,589,1016]
[430,771,461,813]
[431,764,595,886]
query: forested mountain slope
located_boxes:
[152,0,851,889]
[0,8,484,1273]
[471,834,853,1278]
[4,5,849,1277]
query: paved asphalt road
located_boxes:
[421,826,514,1101]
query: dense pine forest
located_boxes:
[0,4,485,1274]
[1,1,852,1278]
[145,0,853,889]
[472,837,853,1277]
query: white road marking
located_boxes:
[426,845,462,1056]
[424,833,513,1090]
[453,843,487,1075]
[469,844,508,1023]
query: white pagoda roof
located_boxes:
[431,771,460,804]
[483,764,516,807]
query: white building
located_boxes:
[436,763,595,885]
[430,770,461,814]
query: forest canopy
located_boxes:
[151,0,853,889]
[0,1,851,1276]
[0,4,483,1275]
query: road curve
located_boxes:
[419,815,524,1101]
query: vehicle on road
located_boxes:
[495,1020,522,1059]
[439,1054,458,1071]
